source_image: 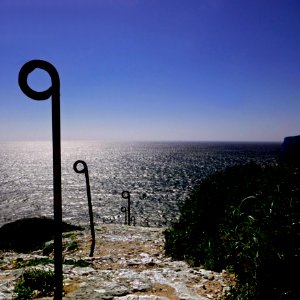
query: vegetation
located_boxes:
[13,269,55,299]
[12,257,89,299]
[164,162,300,299]
[42,232,81,255]
[42,242,54,256]
[64,258,90,267]
[12,257,90,269]
[12,257,53,269]
[65,239,79,252]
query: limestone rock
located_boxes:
[0,224,235,299]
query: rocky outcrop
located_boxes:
[0,224,235,299]
[0,217,82,253]
[280,135,300,164]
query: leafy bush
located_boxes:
[13,277,33,300]
[12,257,53,269]
[164,162,300,299]
[64,258,90,267]
[66,240,78,252]
[12,257,90,269]
[42,241,54,256]
[13,269,55,299]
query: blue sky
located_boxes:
[0,0,299,142]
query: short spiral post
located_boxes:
[130,216,136,226]
[121,191,131,226]
[121,206,128,225]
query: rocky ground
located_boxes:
[0,224,235,299]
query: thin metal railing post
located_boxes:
[18,60,63,300]
[73,160,95,257]
[121,191,131,226]
[121,206,127,225]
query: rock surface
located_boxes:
[0,224,235,299]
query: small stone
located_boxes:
[127,259,140,266]
[115,296,169,300]
[73,267,95,276]
[79,282,87,287]
[131,279,151,292]
[207,275,215,281]
[95,288,106,294]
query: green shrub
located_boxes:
[13,276,33,300]
[12,257,53,269]
[12,256,90,271]
[64,258,90,267]
[66,240,78,252]
[13,269,55,299]
[164,162,300,299]
[42,242,54,256]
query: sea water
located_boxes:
[0,141,280,227]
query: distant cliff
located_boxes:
[280,135,300,164]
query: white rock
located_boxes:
[94,288,106,294]
[0,292,11,300]
[72,266,96,276]
[115,295,169,300]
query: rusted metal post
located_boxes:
[73,160,95,257]
[121,191,131,226]
[18,60,63,300]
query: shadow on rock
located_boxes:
[0,217,82,253]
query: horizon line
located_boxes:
[0,138,282,144]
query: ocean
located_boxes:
[0,141,280,227]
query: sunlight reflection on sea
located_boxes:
[0,141,280,227]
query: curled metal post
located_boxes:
[18,60,62,300]
[73,160,95,257]
[121,191,131,226]
[121,206,127,225]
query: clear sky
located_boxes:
[0,0,299,142]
